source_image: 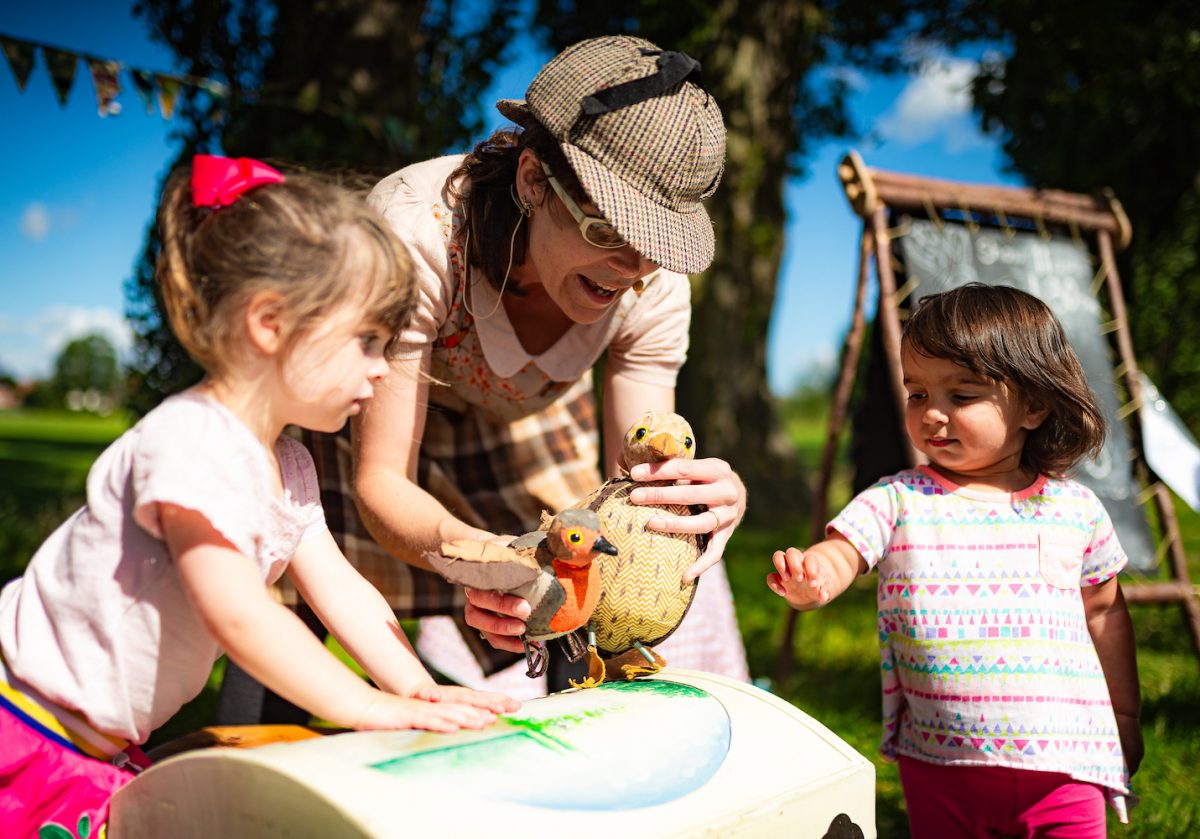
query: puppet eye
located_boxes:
[567,530,583,544]
[634,427,648,440]
[683,436,694,449]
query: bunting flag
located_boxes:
[41,46,78,106]
[156,74,180,119]
[86,57,122,117]
[130,68,156,113]
[1,35,35,91]
[0,30,228,120]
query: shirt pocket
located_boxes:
[1038,533,1083,590]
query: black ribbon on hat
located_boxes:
[581,49,705,116]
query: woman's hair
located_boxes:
[446,120,585,293]
[156,165,418,375]
[902,283,1107,477]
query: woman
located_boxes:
[220,35,749,714]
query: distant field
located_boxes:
[2,406,1198,836]
[0,409,130,581]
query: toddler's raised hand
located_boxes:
[767,546,834,610]
[353,693,500,733]
[409,682,520,715]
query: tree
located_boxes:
[885,0,1200,430]
[127,0,519,413]
[52,333,123,412]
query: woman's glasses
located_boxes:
[541,163,628,249]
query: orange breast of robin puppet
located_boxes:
[548,560,601,634]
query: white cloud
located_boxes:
[20,203,51,242]
[0,306,133,381]
[876,57,988,152]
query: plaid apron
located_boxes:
[302,193,605,674]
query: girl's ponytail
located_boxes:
[155,169,217,368]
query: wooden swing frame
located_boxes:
[776,150,1200,680]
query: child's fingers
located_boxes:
[440,686,520,714]
[409,683,442,703]
[407,703,494,733]
[784,547,806,579]
[357,695,498,732]
[799,554,832,604]
[767,572,786,596]
[772,549,795,581]
[432,702,497,729]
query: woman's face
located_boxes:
[514,151,659,325]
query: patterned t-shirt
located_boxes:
[829,466,1130,797]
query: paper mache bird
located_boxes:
[424,508,619,678]
[566,410,708,688]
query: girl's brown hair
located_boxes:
[156,164,417,375]
[446,120,587,293]
[902,283,1107,477]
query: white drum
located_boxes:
[111,669,875,838]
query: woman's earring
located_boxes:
[511,183,533,217]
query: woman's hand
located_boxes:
[627,456,747,582]
[463,587,532,654]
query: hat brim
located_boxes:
[496,98,534,127]
[562,143,715,275]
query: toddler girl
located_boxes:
[769,283,1141,837]
[0,155,517,837]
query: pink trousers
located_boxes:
[898,755,1107,839]
[0,705,145,839]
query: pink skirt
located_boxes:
[0,703,146,838]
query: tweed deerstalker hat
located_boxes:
[497,35,726,275]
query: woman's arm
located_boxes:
[161,504,500,731]
[606,369,748,582]
[1082,577,1143,775]
[353,348,500,570]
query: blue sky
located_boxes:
[0,3,1020,394]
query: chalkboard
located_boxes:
[895,218,1155,570]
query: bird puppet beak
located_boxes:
[593,535,619,556]
[646,432,685,459]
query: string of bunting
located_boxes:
[1,30,228,119]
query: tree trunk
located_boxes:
[677,0,814,520]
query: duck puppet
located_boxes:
[424,508,618,678]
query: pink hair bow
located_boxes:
[191,154,285,208]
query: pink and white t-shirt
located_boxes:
[829,466,1130,802]
[0,391,326,744]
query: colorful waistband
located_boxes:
[0,656,129,760]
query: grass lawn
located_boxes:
[2,406,1199,836]
[0,409,132,581]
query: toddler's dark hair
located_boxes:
[156,163,417,375]
[903,283,1106,476]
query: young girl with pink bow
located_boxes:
[0,156,517,837]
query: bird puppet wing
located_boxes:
[424,539,541,592]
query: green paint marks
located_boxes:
[594,679,707,700]
[368,679,709,778]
